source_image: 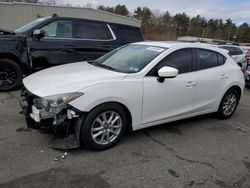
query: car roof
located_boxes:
[133,41,189,48]
[133,41,218,49]
[133,41,229,55]
[48,16,140,28]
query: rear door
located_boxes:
[73,20,117,61]
[194,48,228,112]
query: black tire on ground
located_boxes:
[0,59,23,91]
[80,103,128,150]
[217,88,240,119]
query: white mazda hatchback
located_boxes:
[20,42,245,150]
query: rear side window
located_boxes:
[151,48,193,74]
[197,49,226,70]
[75,21,111,40]
[197,49,217,69]
[218,54,226,65]
[110,24,143,42]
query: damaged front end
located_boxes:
[20,89,84,149]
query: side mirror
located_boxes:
[33,29,45,40]
[157,66,178,83]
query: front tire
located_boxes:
[217,89,239,119]
[0,59,23,91]
[80,103,127,150]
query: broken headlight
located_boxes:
[34,92,84,109]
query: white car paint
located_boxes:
[23,62,127,97]
[23,42,245,131]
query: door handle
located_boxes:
[221,74,229,79]
[186,81,196,87]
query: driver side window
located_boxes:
[40,20,73,38]
[148,48,193,76]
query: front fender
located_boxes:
[0,37,30,74]
[69,80,143,128]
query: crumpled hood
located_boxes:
[23,62,127,97]
[0,33,26,50]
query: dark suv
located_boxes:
[0,16,143,91]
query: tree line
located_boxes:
[98,5,250,42]
[1,0,250,42]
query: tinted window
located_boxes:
[197,49,218,69]
[218,54,226,65]
[235,47,243,55]
[219,46,242,56]
[40,20,72,38]
[76,21,111,40]
[155,49,193,74]
[111,25,143,42]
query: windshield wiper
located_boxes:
[88,61,117,71]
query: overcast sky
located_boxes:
[61,0,250,25]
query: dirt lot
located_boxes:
[0,88,250,188]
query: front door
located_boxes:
[27,19,82,70]
[142,48,197,125]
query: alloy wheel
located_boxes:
[91,111,122,145]
[0,65,18,87]
[222,93,237,116]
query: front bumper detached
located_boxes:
[20,89,81,149]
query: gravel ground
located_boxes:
[0,88,250,188]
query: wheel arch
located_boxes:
[216,84,243,112]
[73,101,133,149]
[85,101,133,133]
[0,53,27,74]
[229,85,242,100]
[216,85,242,119]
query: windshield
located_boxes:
[92,45,166,73]
[15,17,50,33]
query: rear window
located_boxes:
[75,21,111,40]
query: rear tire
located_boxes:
[80,103,127,150]
[0,59,23,91]
[217,89,239,119]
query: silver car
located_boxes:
[218,45,247,70]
